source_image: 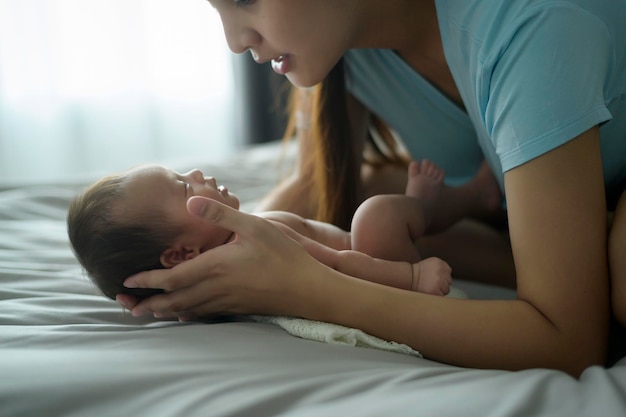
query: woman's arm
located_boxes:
[500,127,609,367]
[293,127,607,374]
[366,128,607,374]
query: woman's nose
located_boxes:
[228,28,261,55]
[220,14,261,55]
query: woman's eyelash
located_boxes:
[234,0,255,7]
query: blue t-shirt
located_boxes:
[345,0,626,193]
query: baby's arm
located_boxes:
[260,211,351,250]
[267,217,451,296]
[329,250,452,296]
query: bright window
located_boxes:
[0,0,235,182]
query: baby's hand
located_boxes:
[411,257,452,296]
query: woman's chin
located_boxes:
[285,72,322,89]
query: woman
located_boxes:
[118,0,626,376]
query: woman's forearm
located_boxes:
[297,271,604,377]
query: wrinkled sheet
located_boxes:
[1,141,625,417]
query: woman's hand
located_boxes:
[118,196,322,320]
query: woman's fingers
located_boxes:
[187,195,255,236]
[116,294,138,310]
[116,290,192,319]
[122,198,243,289]
[120,197,307,318]
[129,283,218,318]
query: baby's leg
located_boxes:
[426,160,503,234]
[610,190,626,326]
[404,160,444,225]
[351,160,444,263]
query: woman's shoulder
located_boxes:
[437,0,623,47]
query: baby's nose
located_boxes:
[190,169,204,181]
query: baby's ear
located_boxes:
[160,246,201,268]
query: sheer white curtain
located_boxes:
[0,0,235,183]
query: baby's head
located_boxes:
[67,165,239,300]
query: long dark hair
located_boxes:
[67,175,176,300]
[284,59,408,229]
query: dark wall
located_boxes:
[232,53,290,144]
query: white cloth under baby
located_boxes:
[252,286,467,358]
[252,315,422,357]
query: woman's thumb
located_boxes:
[187,196,228,223]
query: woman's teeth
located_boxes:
[271,55,289,75]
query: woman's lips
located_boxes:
[271,54,290,75]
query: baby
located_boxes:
[67,160,452,301]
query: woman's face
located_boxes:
[208,0,357,87]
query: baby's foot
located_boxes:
[468,160,502,214]
[410,257,452,296]
[405,159,445,212]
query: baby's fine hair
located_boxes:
[67,175,176,300]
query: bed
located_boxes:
[2,141,625,417]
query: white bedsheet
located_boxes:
[1,142,625,417]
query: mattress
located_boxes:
[1,141,625,417]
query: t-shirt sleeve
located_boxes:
[484,5,613,172]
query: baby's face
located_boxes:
[122,165,240,251]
